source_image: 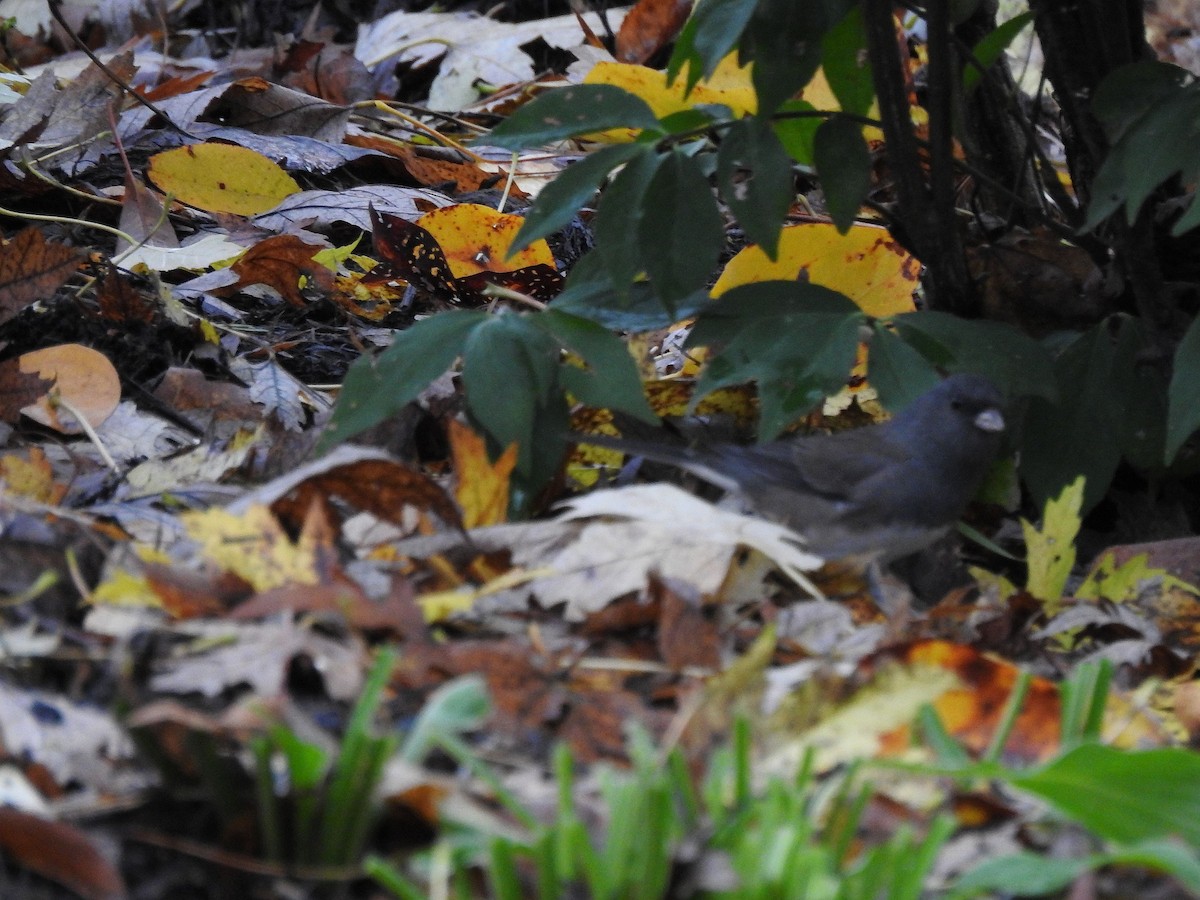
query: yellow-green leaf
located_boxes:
[147,143,300,216]
[1023,475,1085,610]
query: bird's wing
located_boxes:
[777,427,913,502]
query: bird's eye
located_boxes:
[951,399,963,410]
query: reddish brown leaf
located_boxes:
[96,264,158,323]
[269,457,463,532]
[367,205,459,300]
[616,0,692,64]
[232,577,422,636]
[144,562,253,619]
[652,575,721,671]
[0,227,84,325]
[0,807,127,900]
[457,264,563,303]
[219,234,335,307]
[140,70,215,102]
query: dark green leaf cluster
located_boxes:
[322,0,1200,519]
[1086,62,1200,235]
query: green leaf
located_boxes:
[690,280,860,345]
[1092,61,1192,142]
[534,309,657,422]
[1012,744,1200,845]
[718,117,795,258]
[1019,316,1138,511]
[667,0,759,93]
[950,852,1091,898]
[962,12,1033,94]
[813,116,870,232]
[822,7,874,117]
[462,314,561,481]
[511,144,646,253]
[1118,358,1168,471]
[689,285,863,438]
[774,101,822,167]
[658,107,722,134]
[638,150,726,307]
[1103,841,1200,893]
[1084,84,1200,231]
[552,250,710,330]
[756,314,862,439]
[891,311,1057,399]
[318,310,488,452]
[484,84,661,149]
[1166,313,1200,462]
[867,324,941,410]
[401,675,491,762]
[593,150,665,299]
[744,0,842,114]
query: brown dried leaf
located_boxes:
[220,234,335,307]
[96,264,159,323]
[652,575,721,671]
[0,228,84,325]
[0,358,52,424]
[270,457,463,532]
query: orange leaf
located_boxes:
[878,640,1062,764]
[18,344,121,434]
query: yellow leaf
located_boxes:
[418,567,551,622]
[1077,552,1197,603]
[449,418,516,528]
[0,448,60,503]
[183,504,319,591]
[91,568,161,607]
[582,54,756,141]
[417,204,554,278]
[712,223,920,317]
[1022,475,1085,611]
[147,143,300,216]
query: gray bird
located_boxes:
[584,372,1006,562]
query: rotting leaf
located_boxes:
[0,227,84,325]
[367,205,460,299]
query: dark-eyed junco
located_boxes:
[582,373,1006,562]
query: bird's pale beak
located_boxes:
[976,409,1005,433]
